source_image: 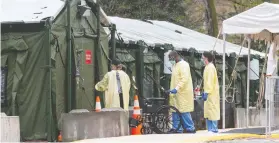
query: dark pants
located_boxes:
[119,93,124,109]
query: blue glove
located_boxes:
[170,89,178,94]
[201,93,208,101]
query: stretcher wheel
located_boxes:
[152,105,182,134]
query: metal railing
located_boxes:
[265,76,279,135]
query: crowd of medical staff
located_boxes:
[95,51,220,134]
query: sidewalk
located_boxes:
[73,129,279,143]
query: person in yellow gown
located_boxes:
[201,51,220,133]
[168,51,196,133]
[95,59,131,110]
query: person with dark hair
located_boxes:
[95,59,131,110]
[168,51,196,133]
[121,64,126,72]
[203,51,214,62]
[201,51,220,133]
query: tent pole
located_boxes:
[222,33,226,129]
[246,38,251,128]
[45,18,53,141]
[96,0,100,51]
[66,0,72,112]
[111,24,116,59]
[95,0,101,102]
[135,41,145,108]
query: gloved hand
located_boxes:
[169,89,178,94]
[201,92,208,101]
[164,90,170,95]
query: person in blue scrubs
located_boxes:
[201,51,220,133]
[168,51,196,133]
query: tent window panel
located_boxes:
[1,66,8,106]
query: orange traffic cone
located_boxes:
[57,131,62,142]
[131,95,142,135]
[95,96,101,112]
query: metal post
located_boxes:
[222,33,226,129]
[66,0,72,112]
[267,78,272,135]
[135,41,145,108]
[268,95,271,135]
[268,77,271,135]
[111,24,116,59]
[96,0,100,50]
[95,0,101,102]
[246,38,251,128]
[265,85,268,135]
[264,43,270,136]
[268,78,271,135]
[45,18,53,141]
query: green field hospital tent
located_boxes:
[106,16,266,129]
[1,0,109,141]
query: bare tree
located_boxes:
[203,0,218,37]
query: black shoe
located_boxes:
[168,129,177,134]
[168,129,183,134]
[183,129,196,134]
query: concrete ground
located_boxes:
[73,129,279,143]
[212,139,279,143]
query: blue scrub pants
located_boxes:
[172,112,195,133]
[206,119,218,133]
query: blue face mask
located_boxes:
[170,60,176,65]
[169,56,176,65]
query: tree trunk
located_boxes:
[203,0,218,37]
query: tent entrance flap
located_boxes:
[74,37,95,110]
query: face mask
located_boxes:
[170,60,176,65]
[201,58,205,66]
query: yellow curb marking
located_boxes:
[184,133,279,143]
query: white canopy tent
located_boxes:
[108,16,264,56]
[222,2,279,129]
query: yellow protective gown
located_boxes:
[95,70,131,110]
[203,63,220,120]
[170,60,194,113]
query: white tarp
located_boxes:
[223,2,279,35]
[0,0,110,25]
[0,0,65,23]
[221,2,279,128]
[109,16,264,57]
